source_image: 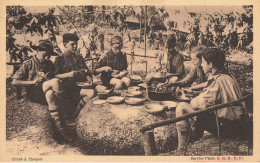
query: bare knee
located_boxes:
[110,78,125,90]
[114,80,125,90]
[80,89,96,99]
[176,102,188,117]
[95,85,108,93]
[122,77,131,87]
[42,78,62,93]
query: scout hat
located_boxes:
[32,40,54,52]
[31,40,58,56]
[110,35,123,45]
[63,33,79,43]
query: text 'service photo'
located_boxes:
[5,5,254,158]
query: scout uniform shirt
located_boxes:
[95,50,128,87]
[54,51,90,108]
[190,71,245,120]
[54,50,89,85]
[176,66,206,87]
[166,50,185,78]
[13,55,54,102]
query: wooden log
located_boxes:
[142,130,157,155]
[125,53,157,59]
[140,94,252,133]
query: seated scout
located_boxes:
[94,35,131,92]
[145,34,185,86]
[175,48,246,151]
[12,40,71,143]
[54,33,96,120]
[169,45,207,88]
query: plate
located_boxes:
[144,104,165,114]
[111,71,127,78]
[130,75,142,81]
[160,101,178,109]
[107,96,125,104]
[125,98,145,105]
[138,83,147,89]
[126,90,143,97]
[76,82,92,88]
[93,100,107,105]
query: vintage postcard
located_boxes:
[0,0,259,162]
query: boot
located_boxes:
[49,106,72,143]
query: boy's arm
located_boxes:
[93,53,112,75]
[190,81,208,90]
[54,72,74,79]
[12,62,37,86]
[12,79,36,86]
[53,56,75,79]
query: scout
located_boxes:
[145,34,185,86]
[94,35,131,92]
[169,45,207,88]
[12,40,71,143]
[54,33,96,121]
[175,48,246,151]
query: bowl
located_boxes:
[126,90,143,97]
[111,71,126,78]
[160,101,178,110]
[125,98,145,105]
[130,75,142,81]
[144,104,165,114]
[76,82,92,88]
[147,86,171,101]
[107,96,125,104]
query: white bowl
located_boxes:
[160,101,177,109]
[107,96,125,104]
[125,98,145,105]
[144,104,165,114]
[126,90,143,97]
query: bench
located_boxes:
[140,93,253,155]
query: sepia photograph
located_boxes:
[1,0,259,162]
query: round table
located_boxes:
[76,90,180,155]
